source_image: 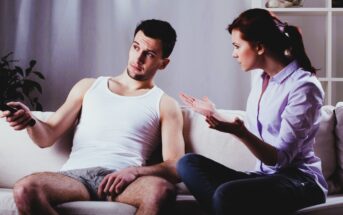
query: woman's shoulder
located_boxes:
[288,68,324,100]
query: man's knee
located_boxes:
[143,177,176,204]
[116,176,176,208]
[13,175,41,210]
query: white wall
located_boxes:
[0,0,251,111]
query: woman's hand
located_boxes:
[179,92,216,117]
[205,115,246,136]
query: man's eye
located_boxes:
[147,53,155,57]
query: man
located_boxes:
[0,19,185,215]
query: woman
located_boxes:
[177,8,327,215]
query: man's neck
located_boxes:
[115,70,154,91]
[111,70,154,91]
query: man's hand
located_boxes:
[206,115,246,136]
[98,167,139,199]
[179,92,217,117]
[0,102,34,130]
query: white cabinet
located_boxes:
[252,0,343,105]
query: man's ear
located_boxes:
[159,58,170,70]
[256,43,265,55]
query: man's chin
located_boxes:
[132,75,147,81]
[126,69,145,81]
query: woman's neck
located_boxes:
[262,56,290,77]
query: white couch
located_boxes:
[1,104,343,215]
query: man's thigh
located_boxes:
[15,172,91,204]
[114,176,175,207]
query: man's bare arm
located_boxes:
[2,78,94,148]
[136,94,185,182]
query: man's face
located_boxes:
[127,31,169,81]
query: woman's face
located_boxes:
[231,29,260,71]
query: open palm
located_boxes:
[179,92,216,117]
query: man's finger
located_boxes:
[13,117,32,130]
[111,176,122,192]
[7,101,25,110]
[103,175,115,194]
[115,180,125,194]
[98,175,109,196]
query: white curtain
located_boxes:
[0,0,251,111]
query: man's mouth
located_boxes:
[131,64,143,71]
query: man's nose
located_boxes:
[136,52,145,64]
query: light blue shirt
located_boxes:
[246,61,328,195]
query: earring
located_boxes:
[284,49,291,57]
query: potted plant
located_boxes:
[0,52,45,110]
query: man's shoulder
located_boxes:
[68,78,97,98]
[74,78,96,89]
[160,94,178,107]
[160,94,182,117]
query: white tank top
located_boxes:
[61,76,164,171]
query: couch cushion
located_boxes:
[0,188,136,215]
[313,105,340,194]
[0,188,17,215]
[182,107,256,172]
[295,194,343,215]
[56,201,136,215]
[335,102,343,192]
[0,112,73,188]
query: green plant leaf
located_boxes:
[35,101,43,111]
[1,52,13,62]
[1,52,44,110]
[15,66,24,77]
[29,60,36,68]
[23,79,42,94]
[32,98,43,111]
[33,71,45,79]
[25,67,32,77]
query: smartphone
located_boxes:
[0,103,36,127]
[0,103,17,114]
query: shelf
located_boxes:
[267,8,330,13]
[253,0,342,105]
[318,78,343,81]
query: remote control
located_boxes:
[0,103,36,127]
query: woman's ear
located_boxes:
[256,43,265,55]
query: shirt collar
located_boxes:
[260,60,299,84]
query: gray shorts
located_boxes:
[59,166,115,200]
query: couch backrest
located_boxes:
[1,105,342,194]
[181,107,256,171]
[0,108,257,188]
[334,103,343,193]
[314,105,338,193]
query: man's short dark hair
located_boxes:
[134,19,177,58]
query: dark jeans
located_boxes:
[177,153,325,215]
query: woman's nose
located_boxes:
[232,51,238,58]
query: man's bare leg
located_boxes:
[13,172,91,215]
[114,176,176,215]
